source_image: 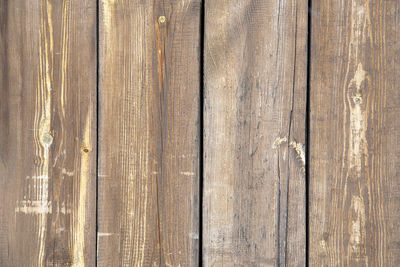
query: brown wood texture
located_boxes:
[97,1,201,266]
[203,0,308,266]
[3,1,400,266]
[309,0,400,266]
[0,0,97,266]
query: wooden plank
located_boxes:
[309,0,400,265]
[203,0,308,266]
[98,1,201,266]
[0,0,97,266]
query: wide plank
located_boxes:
[98,1,201,266]
[309,0,400,265]
[0,0,97,266]
[203,0,308,266]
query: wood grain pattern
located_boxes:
[98,1,201,266]
[0,0,96,266]
[203,0,308,266]
[309,0,400,266]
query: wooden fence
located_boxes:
[1,0,399,266]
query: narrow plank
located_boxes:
[310,0,400,265]
[203,0,308,266]
[0,0,97,266]
[98,1,201,266]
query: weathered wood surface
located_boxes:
[309,0,400,266]
[203,0,308,266]
[98,1,201,266]
[2,0,400,266]
[0,0,97,266]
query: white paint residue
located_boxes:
[290,141,306,167]
[62,168,74,177]
[348,63,368,173]
[97,232,114,237]
[352,63,367,89]
[349,196,366,256]
[273,137,287,149]
[181,171,195,176]
[15,200,52,214]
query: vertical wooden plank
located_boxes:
[310,0,400,266]
[98,1,201,266]
[203,0,307,266]
[0,0,96,266]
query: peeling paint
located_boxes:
[290,141,306,167]
[273,137,287,149]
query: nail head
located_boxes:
[158,16,166,24]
